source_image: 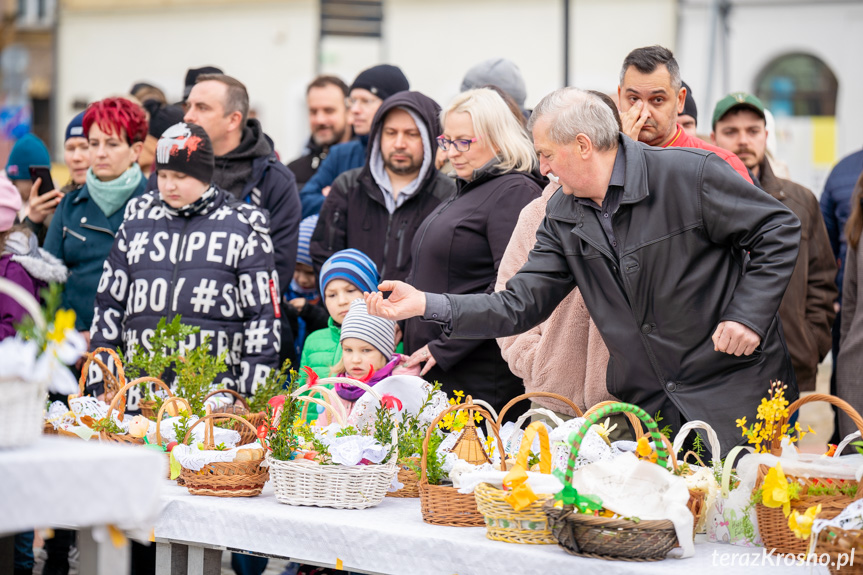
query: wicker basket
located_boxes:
[756,393,863,556]
[100,378,173,444]
[544,402,680,561]
[815,526,863,575]
[202,388,264,445]
[267,378,398,509]
[387,456,421,499]
[178,413,268,497]
[76,347,126,403]
[471,392,583,543]
[418,397,505,527]
[476,421,559,544]
[0,278,50,448]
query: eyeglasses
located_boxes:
[436,136,478,152]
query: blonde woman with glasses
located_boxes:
[400,88,543,420]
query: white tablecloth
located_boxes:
[156,483,828,574]
[0,436,165,535]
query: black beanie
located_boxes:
[184,66,223,100]
[144,101,185,139]
[681,81,698,125]
[155,122,214,184]
[349,64,409,101]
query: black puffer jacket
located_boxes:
[443,135,802,455]
[403,164,542,415]
[89,188,281,406]
[310,91,455,282]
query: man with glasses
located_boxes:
[299,64,409,218]
[310,90,454,282]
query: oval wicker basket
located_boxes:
[419,396,506,527]
[543,402,680,561]
[155,396,193,482]
[756,394,863,555]
[179,412,268,497]
[267,377,399,509]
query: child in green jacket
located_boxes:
[298,249,381,421]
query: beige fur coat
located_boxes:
[495,183,613,415]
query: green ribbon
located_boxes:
[143,436,167,452]
[552,469,603,513]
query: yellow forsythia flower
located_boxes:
[762,462,793,517]
[788,504,822,539]
[47,309,76,343]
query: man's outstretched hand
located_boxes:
[364,281,426,321]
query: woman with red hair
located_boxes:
[45,97,148,356]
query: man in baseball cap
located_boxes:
[711,92,837,396]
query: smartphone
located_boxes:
[29,165,55,196]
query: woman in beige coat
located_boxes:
[495,181,612,416]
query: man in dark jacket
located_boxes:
[168,73,300,288]
[299,64,409,218]
[286,75,352,188]
[310,91,454,283]
[712,92,837,393]
[365,88,802,456]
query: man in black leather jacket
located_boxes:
[365,87,802,457]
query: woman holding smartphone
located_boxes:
[45,98,148,352]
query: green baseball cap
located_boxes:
[712,92,766,129]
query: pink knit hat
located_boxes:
[0,172,22,231]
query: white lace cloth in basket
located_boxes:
[549,416,626,471]
[172,443,264,472]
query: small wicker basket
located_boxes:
[202,388,264,445]
[473,392,583,544]
[100,378,173,445]
[418,397,505,527]
[0,277,48,448]
[267,378,399,509]
[543,402,680,561]
[755,393,863,556]
[179,412,268,497]
[76,347,126,403]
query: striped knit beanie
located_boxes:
[296,214,318,267]
[319,248,380,297]
[340,299,396,358]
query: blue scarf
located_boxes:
[85,164,142,217]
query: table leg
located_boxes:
[77,527,130,575]
[187,545,221,575]
[156,542,190,574]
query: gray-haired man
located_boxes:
[365,87,801,457]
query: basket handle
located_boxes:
[720,445,754,497]
[512,421,551,474]
[514,407,565,432]
[105,378,172,423]
[672,420,722,469]
[584,400,644,440]
[182,412,260,446]
[496,391,583,423]
[154,395,192,446]
[292,381,349,426]
[565,402,670,485]
[835,430,862,457]
[77,347,126,399]
[420,396,506,484]
[778,393,863,453]
[0,277,46,330]
[202,388,251,412]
